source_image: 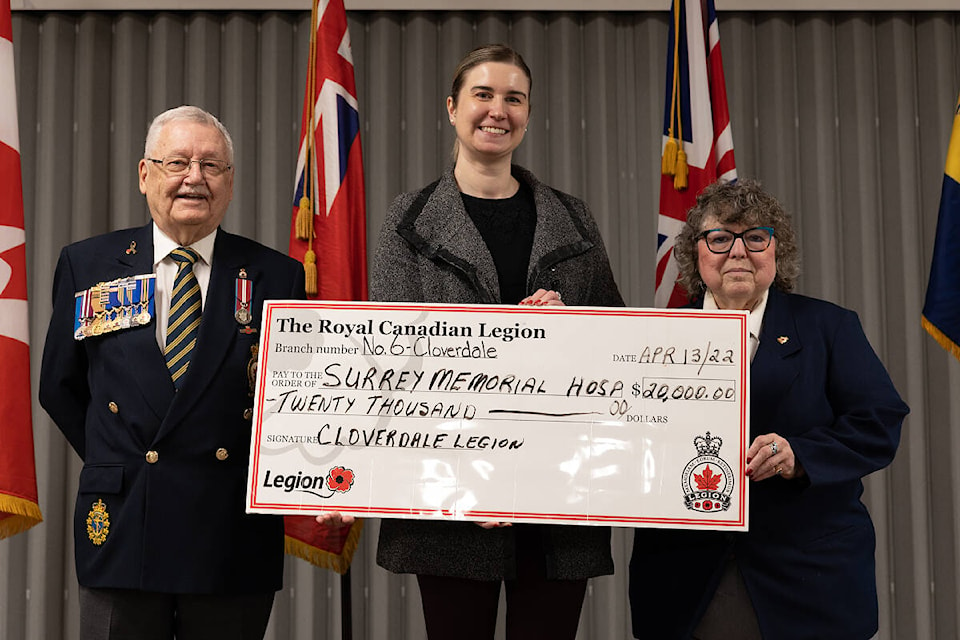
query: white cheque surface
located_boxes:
[246,301,750,531]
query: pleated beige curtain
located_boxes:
[3,8,959,640]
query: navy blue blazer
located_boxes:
[629,288,908,640]
[40,223,305,595]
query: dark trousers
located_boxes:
[691,560,762,640]
[415,526,588,640]
[79,586,275,640]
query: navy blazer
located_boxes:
[40,223,305,595]
[629,288,908,640]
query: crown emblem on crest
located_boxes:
[694,432,722,456]
[86,498,110,546]
[683,432,735,514]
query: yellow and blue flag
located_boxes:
[922,92,960,361]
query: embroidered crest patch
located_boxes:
[86,499,110,545]
[681,432,734,513]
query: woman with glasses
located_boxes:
[628,179,908,640]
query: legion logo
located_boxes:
[261,465,356,498]
[681,432,734,513]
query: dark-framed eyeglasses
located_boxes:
[698,226,775,254]
[147,156,232,177]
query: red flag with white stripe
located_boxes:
[655,0,737,308]
[285,0,365,573]
[0,0,43,539]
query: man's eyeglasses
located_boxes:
[147,156,232,177]
[698,227,775,254]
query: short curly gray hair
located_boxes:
[673,179,800,299]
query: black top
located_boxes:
[461,180,536,304]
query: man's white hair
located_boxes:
[143,105,234,163]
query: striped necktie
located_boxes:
[165,247,202,389]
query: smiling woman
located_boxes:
[367,43,626,640]
[447,60,531,180]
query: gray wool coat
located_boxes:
[371,165,624,580]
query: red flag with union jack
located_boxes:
[290,0,367,302]
[0,0,43,539]
[655,0,737,308]
[285,0,365,573]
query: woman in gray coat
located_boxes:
[370,44,624,640]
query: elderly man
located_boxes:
[40,105,305,640]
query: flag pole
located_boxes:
[341,569,352,640]
[286,2,367,635]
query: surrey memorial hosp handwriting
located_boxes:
[246,302,751,531]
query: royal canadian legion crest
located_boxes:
[86,499,110,545]
[681,432,734,513]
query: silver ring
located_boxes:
[556,292,562,301]
[770,442,778,455]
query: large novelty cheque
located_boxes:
[246,302,750,531]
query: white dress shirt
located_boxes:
[152,225,217,351]
[703,288,769,362]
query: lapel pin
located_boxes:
[777,336,789,344]
[125,241,137,255]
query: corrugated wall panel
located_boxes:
[916,16,960,635]
[794,15,842,300]
[5,9,960,640]
[878,15,934,640]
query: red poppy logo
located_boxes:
[327,466,355,493]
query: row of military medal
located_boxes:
[73,270,256,341]
[73,274,156,340]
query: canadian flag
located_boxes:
[0,0,42,538]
